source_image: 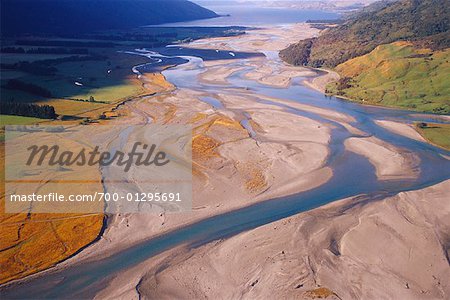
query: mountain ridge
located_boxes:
[0,0,219,36]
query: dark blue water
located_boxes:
[1,49,450,299]
[154,6,339,27]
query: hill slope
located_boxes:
[327,41,450,113]
[280,0,449,68]
[0,0,218,36]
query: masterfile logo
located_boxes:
[4,124,192,214]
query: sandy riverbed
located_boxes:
[40,24,334,266]
[345,136,420,180]
[133,180,450,300]
[82,23,444,298]
[3,22,448,300]
[375,120,426,142]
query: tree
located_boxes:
[0,102,56,119]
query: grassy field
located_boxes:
[327,42,450,114]
[0,115,46,140]
[0,115,44,125]
[1,48,150,120]
[1,26,244,120]
[1,53,147,100]
[416,123,450,150]
[29,52,146,102]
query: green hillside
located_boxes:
[326,41,449,113]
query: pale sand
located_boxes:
[92,180,450,299]
[187,23,322,90]
[90,23,447,300]
[61,86,335,264]
[345,136,420,180]
[199,62,246,85]
[130,180,450,300]
[243,59,316,88]
[214,91,355,124]
[375,120,426,142]
[186,23,320,53]
[78,23,341,259]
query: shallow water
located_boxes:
[199,96,224,109]
[2,43,450,299]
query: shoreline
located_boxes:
[302,66,450,121]
[302,66,450,151]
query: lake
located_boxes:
[152,5,340,27]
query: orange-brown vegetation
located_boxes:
[304,287,336,299]
[244,167,267,193]
[0,139,104,284]
[192,134,220,162]
[189,112,208,124]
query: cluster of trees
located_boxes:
[325,77,353,96]
[432,106,449,114]
[70,96,106,103]
[4,79,52,98]
[221,29,245,37]
[279,39,313,66]
[1,47,89,55]
[335,77,352,91]
[1,101,56,119]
